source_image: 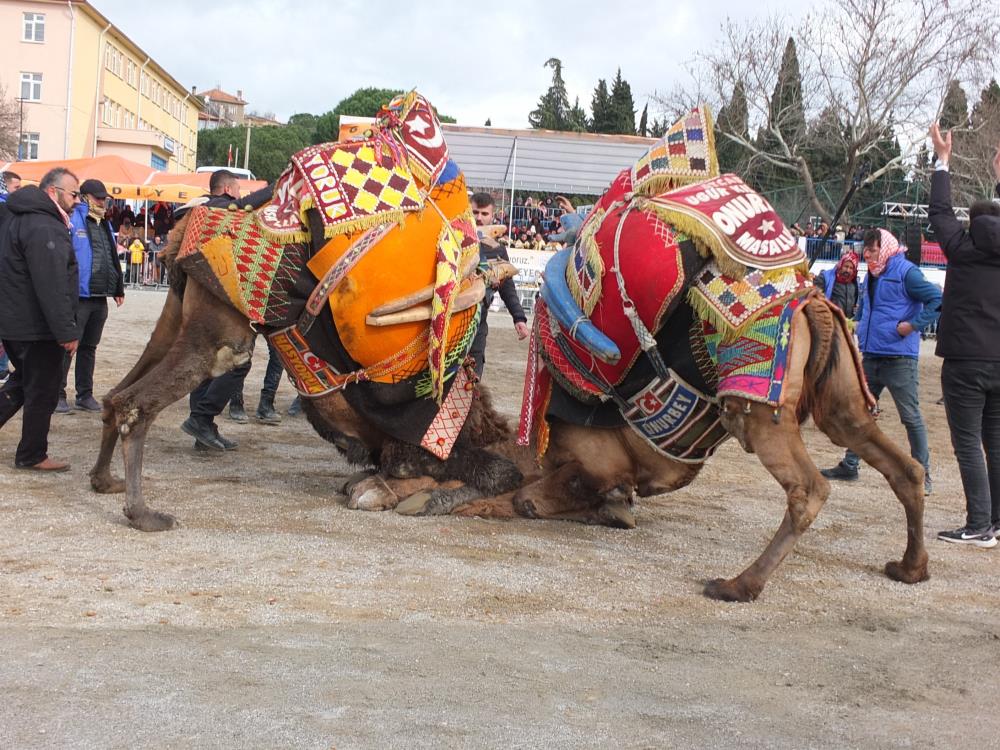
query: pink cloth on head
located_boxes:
[866,228,904,277]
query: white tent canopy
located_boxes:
[442,124,657,196]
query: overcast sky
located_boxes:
[92,0,805,127]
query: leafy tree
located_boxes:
[196,123,312,182]
[484,118,492,127]
[638,103,648,137]
[568,97,588,132]
[939,79,970,129]
[589,79,613,133]
[648,117,668,138]
[715,82,750,172]
[529,58,572,130]
[948,78,1000,204]
[313,87,404,144]
[608,68,636,135]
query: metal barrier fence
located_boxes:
[805,237,864,262]
[122,252,170,290]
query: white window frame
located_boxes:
[22,13,45,43]
[20,72,42,101]
[20,132,40,160]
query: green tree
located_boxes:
[568,97,588,132]
[529,58,572,130]
[608,68,636,135]
[589,79,612,133]
[637,103,648,137]
[196,122,312,182]
[313,87,404,144]
[939,79,970,129]
[484,118,492,127]
[715,82,749,173]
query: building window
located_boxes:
[20,72,42,101]
[126,60,137,88]
[23,13,45,42]
[104,44,123,77]
[19,132,40,160]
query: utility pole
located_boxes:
[243,122,251,171]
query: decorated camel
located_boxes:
[92,96,928,601]
[90,92,525,531]
[394,107,929,601]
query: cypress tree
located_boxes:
[528,58,572,130]
[638,103,648,137]
[589,79,612,134]
[609,68,636,135]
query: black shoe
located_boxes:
[181,417,226,451]
[211,424,239,450]
[820,462,859,482]
[75,395,102,412]
[937,526,997,548]
[255,401,282,425]
[54,397,72,414]
[287,396,302,417]
[227,398,248,423]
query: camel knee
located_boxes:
[786,483,827,534]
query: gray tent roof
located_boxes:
[441,124,657,196]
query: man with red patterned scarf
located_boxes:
[815,248,860,317]
[821,227,941,494]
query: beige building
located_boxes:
[196,86,246,130]
[0,0,203,171]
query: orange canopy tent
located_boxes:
[1,156,268,202]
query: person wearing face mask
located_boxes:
[57,179,124,414]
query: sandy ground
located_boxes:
[1,290,999,749]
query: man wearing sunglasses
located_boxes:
[0,168,81,471]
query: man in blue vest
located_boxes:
[821,228,941,494]
[58,179,125,413]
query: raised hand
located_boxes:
[929,123,952,164]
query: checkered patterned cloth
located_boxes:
[632,106,719,196]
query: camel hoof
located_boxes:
[395,491,433,516]
[91,474,126,494]
[703,577,759,603]
[596,500,636,529]
[884,559,930,584]
[512,494,538,519]
[346,476,398,511]
[339,470,375,495]
[125,510,176,532]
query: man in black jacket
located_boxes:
[928,124,1000,548]
[58,178,125,413]
[178,170,273,451]
[468,193,528,380]
[0,168,80,471]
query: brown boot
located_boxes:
[17,457,70,472]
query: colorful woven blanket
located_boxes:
[176,205,308,326]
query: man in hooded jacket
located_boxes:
[0,168,80,471]
[929,124,1000,548]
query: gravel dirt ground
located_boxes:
[1,290,999,749]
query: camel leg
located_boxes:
[513,461,638,528]
[705,402,830,602]
[91,290,184,494]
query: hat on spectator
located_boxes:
[80,178,109,200]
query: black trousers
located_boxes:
[189,359,253,424]
[469,316,489,379]
[61,297,109,401]
[0,339,65,466]
[942,359,1000,530]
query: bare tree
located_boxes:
[662,0,1000,221]
[0,85,19,160]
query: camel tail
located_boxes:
[160,212,192,298]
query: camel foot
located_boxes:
[125,509,176,532]
[703,576,761,603]
[91,473,126,494]
[346,476,398,511]
[339,469,375,495]
[596,500,636,529]
[884,558,930,584]
[395,490,432,516]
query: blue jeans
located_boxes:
[941,360,1000,530]
[843,356,930,475]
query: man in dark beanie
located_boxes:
[0,167,80,471]
[58,178,124,413]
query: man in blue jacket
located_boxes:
[821,227,941,494]
[58,179,124,413]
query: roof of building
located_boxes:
[199,88,247,105]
